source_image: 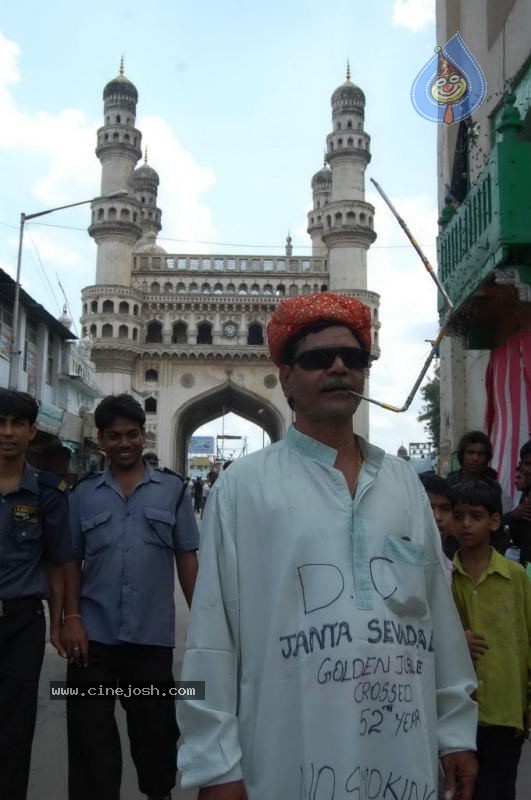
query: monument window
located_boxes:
[102,324,113,338]
[145,369,158,382]
[145,397,157,414]
[177,282,186,294]
[119,301,129,314]
[196,322,213,345]
[238,284,248,295]
[172,322,188,344]
[190,283,199,294]
[132,328,138,341]
[226,283,236,294]
[276,260,285,271]
[146,321,163,343]
[239,259,248,271]
[150,282,160,293]
[214,283,223,294]
[90,325,97,338]
[102,300,114,313]
[90,301,98,313]
[118,325,128,339]
[202,283,211,294]
[164,282,173,294]
[247,323,264,346]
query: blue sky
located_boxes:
[0,0,441,456]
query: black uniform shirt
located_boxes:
[0,464,73,600]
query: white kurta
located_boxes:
[178,427,477,799]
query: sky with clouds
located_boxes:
[0,0,442,457]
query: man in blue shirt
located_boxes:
[0,389,77,800]
[61,394,199,800]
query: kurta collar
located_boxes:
[285,424,385,473]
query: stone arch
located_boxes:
[119,301,129,314]
[102,323,113,338]
[90,300,98,313]
[118,324,128,339]
[102,299,114,313]
[247,322,264,345]
[173,383,284,473]
[172,321,188,344]
[145,368,158,382]
[146,321,163,343]
[196,321,213,344]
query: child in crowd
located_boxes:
[451,480,531,800]
[419,473,457,582]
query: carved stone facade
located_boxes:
[81,67,380,471]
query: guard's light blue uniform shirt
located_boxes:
[178,427,477,799]
[70,464,199,647]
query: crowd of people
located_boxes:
[0,291,529,800]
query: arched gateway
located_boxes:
[81,66,380,470]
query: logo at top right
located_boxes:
[411,32,487,125]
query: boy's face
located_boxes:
[515,466,526,492]
[427,492,454,537]
[98,416,145,470]
[0,414,37,460]
[453,501,500,550]
[461,443,488,474]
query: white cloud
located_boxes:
[138,115,217,252]
[392,0,435,33]
[0,33,218,324]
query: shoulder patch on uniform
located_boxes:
[36,469,68,492]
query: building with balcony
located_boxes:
[436,0,530,494]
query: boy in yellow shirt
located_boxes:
[452,479,530,800]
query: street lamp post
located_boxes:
[8,191,128,390]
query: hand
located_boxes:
[198,780,248,799]
[441,750,478,800]
[464,629,489,660]
[507,503,531,521]
[59,618,89,666]
[50,624,67,658]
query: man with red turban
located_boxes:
[178,293,478,800]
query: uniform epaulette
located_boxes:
[156,466,184,480]
[35,469,70,493]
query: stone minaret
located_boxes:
[307,66,380,437]
[320,64,376,291]
[88,60,143,286]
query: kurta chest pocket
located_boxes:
[370,537,428,618]
[81,510,112,554]
[144,507,175,548]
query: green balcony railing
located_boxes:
[437,94,531,314]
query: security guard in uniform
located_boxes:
[0,389,77,800]
[61,393,199,800]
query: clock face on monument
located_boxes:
[223,322,238,339]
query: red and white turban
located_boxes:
[267,293,372,366]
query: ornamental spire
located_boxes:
[346,60,351,81]
[119,55,124,76]
[144,146,149,164]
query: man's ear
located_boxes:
[489,512,502,531]
[28,424,37,443]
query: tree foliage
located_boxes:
[417,367,440,450]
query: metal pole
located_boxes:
[8,213,26,389]
[6,191,127,391]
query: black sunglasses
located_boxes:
[290,347,370,371]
